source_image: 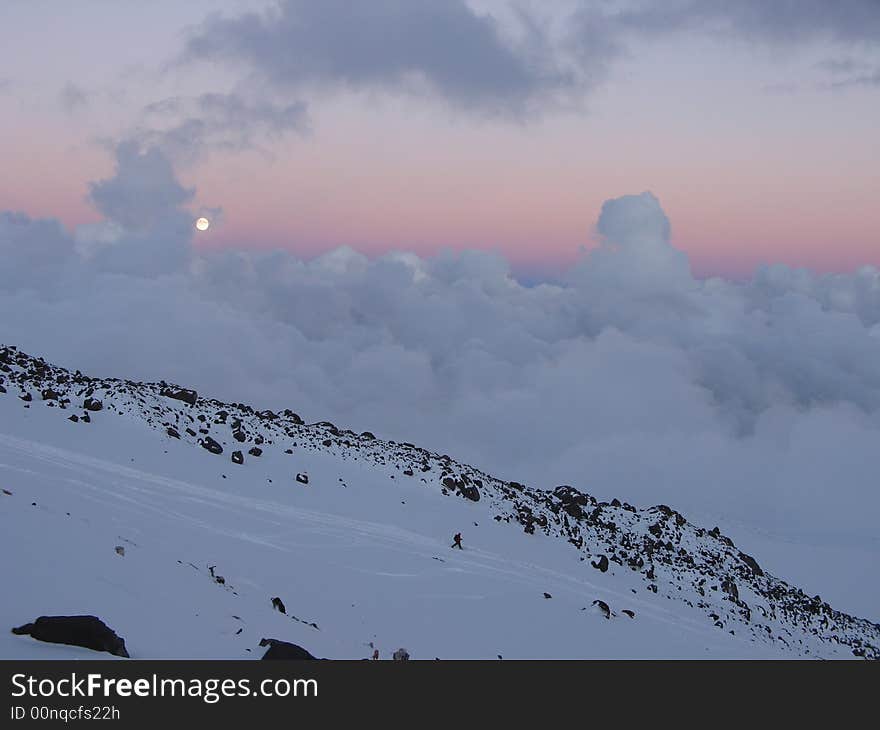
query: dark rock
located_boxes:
[621,609,635,619]
[591,555,609,573]
[259,638,317,660]
[739,551,764,577]
[83,397,102,411]
[20,392,32,402]
[233,430,246,443]
[543,592,552,599]
[200,436,223,455]
[160,387,198,406]
[721,578,739,601]
[271,597,286,614]
[81,413,90,423]
[296,473,309,485]
[459,484,480,502]
[360,431,376,440]
[248,447,263,457]
[282,409,304,425]
[322,439,333,447]
[11,616,129,658]
[231,450,244,465]
[592,599,611,618]
[68,414,79,423]
[41,388,60,401]
[166,427,180,439]
[186,427,197,437]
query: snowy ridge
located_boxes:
[1,343,878,660]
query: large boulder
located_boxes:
[258,638,317,660]
[160,387,198,406]
[11,615,129,657]
[200,436,223,455]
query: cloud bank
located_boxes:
[2,145,879,579]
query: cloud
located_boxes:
[602,0,880,46]
[175,0,880,128]
[182,0,581,117]
[2,160,880,608]
[59,82,89,113]
[566,1,880,96]
[139,92,310,162]
[84,141,195,276]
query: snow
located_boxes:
[0,349,875,660]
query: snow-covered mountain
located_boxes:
[1,344,877,659]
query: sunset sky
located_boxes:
[2,0,878,278]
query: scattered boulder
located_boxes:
[114,546,125,557]
[296,473,309,485]
[68,414,79,423]
[11,616,129,658]
[259,638,317,660]
[41,388,60,401]
[231,450,244,465]
[591,555,609,573]
[83,397,102,411]
[271,597,287,614]
[543,592,552,599]
[591,600,611,619]
[621,609,635,619]
[392,648,410,661]
[200,436,223,455]
[248,447,263,457]
[166,427,180,439]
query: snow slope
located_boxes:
[1,345,877,659]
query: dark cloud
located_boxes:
[183,0,580,117]
[177,1,880,124]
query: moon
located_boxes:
[195,217,210,231]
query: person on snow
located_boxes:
[451,532,463,549]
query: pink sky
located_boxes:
[1,1,878,280]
